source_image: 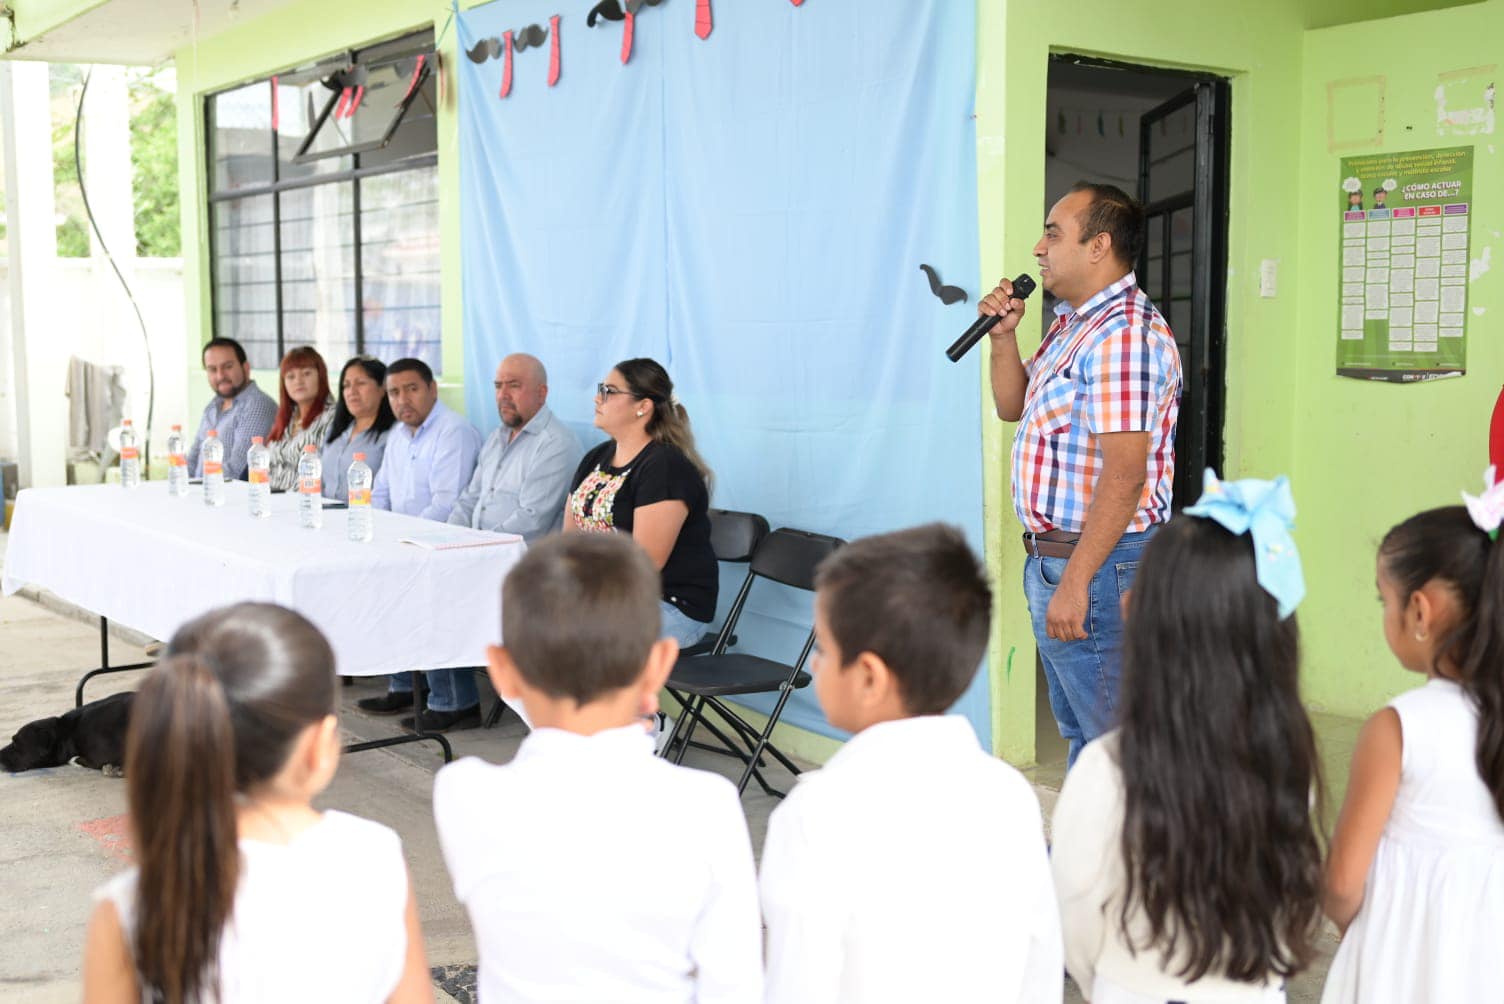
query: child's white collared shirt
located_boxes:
[759,714,1062,1004]
[434,724,762,1003]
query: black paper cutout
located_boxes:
[466,37,501,62]
[919,264,968,305]
[513,24,549,52]
[586,0,664,27]
[587,1,625,26]
[468,26,549,64]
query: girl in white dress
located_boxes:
[1322,484,1504,1003]
[81,603,432,1004]
[1052,473,1326,1003]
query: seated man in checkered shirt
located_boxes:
[978,181,1182,769]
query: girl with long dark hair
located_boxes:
[1051,473,1324,1002]
[81,604,431,1003]
[1321,478,1504,1002]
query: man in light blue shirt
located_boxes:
[186,338,278,479]
[370,359,482,520]
[359,357,483,730]
[448,354,582,543]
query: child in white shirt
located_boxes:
[81,603,431,1004]
[433,532,762,1003]
[759,523,1062,1004]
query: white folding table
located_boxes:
[2,481,528,759]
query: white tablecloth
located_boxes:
[1,482,527,676]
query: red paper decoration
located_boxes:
[621,10,635,63]
[500,30,514,97]
[1490,384,1504,480]
[548,15,561,85]
[695,0,712,39]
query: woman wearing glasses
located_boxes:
[565,358,717,649]
[322,357,398,500]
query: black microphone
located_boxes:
[945,273,1036,362]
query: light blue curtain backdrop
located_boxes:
[458,0,988,745]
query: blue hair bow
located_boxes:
[1182,469,1305,619]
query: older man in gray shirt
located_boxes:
[448,353,582,543]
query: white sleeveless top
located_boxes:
[96,810,409,1003]
[1321,678,1504,1003]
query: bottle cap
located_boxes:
[122,419,133,426]
[303,444,318,452]
[354,452,366,461]
[252,436,263,445]
[207,430,218,438]
[171,424,181,431]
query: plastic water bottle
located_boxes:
[202,431,226,507]
[119,420,140,488]
[347,453,373,542]
[166,424,188,496]
[298,444,323,529]
[247,437,271,518]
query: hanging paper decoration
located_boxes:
[499,30,515,97]
[548,15,561,86]
[436,50,446,106]
[401,55,427,103]
[791,0,805,5]
[270,76,280,131]
[587,0,624,26]
[919,264,967,305]
[513,23,548,51]
[621,8,635,63]
[466,37,502,62]
[695,0,712,39]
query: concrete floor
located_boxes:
[0,582,1352,1002]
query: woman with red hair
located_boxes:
[267,346,336,492]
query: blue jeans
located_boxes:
[1023,528,1155,768]
[661,600,712,649]
[387,669,479,713]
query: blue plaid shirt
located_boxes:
[186,382,278,480]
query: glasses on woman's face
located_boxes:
[595,383,634,400]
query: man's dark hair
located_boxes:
[814,523,991,715]
[386,357,435,385]
[1069,180,1146,269]
[201,337,247,365]
[1373,187,1387,197]
[502,534,661,704]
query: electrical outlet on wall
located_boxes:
[1259,259,1278,298]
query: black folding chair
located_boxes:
[662,526,843,797]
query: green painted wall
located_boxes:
[978,0,1309,762]
[172,0,473,418]
[1294,1,1504,715]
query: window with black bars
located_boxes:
[206,29,441,375]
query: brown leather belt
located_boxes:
[1022,530,1080,559]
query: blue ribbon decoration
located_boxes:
[1182,468,1305,619]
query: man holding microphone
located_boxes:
[978,182,1182,768]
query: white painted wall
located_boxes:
[0,63,188,487]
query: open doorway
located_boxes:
[1035,56,1232,771]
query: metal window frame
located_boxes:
[204,29,437,364]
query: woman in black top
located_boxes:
[565,358,717,648]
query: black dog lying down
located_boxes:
[0,692,134,775]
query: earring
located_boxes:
[1415,630,1428,642]
[636,410,644,417]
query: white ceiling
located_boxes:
[5,0,301,66]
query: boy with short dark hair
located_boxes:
[760,523,1062,1003]
[434,533,761,1003]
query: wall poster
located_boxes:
[1337,145,1472,382]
